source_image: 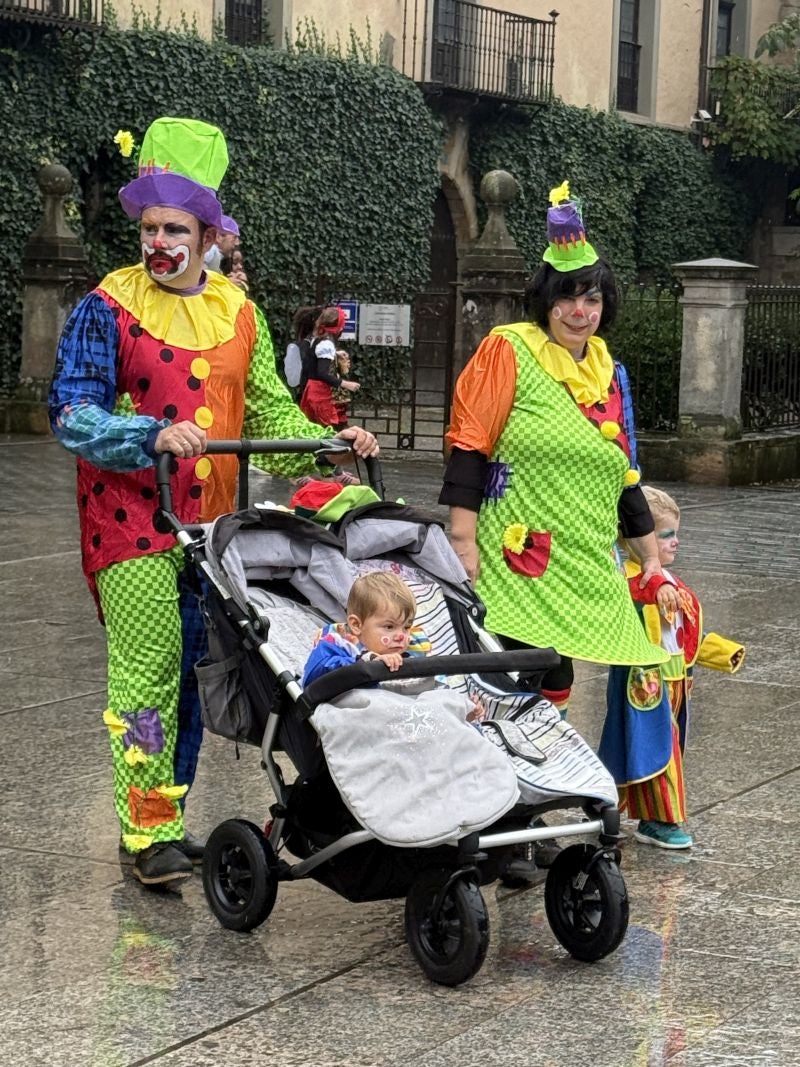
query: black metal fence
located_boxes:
[606,283,683,434]
[742,285,800,431]
[0,0,103,27]
[616,40,640,112]
[224,0,264,47]
[402,0,556,104]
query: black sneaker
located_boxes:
[175,830,205,864]
[132,842,193,886]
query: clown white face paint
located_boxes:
[139,206,212,290]
[142,241,192,280]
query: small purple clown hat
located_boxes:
[118,117,228,229]
[542,180,599,273]
[220,214,239,236]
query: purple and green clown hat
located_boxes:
[542,180,599,273]
[118,117,228,229]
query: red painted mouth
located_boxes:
[146,250,185,275]
[503,531,552,578]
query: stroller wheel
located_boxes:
[405,869,489,987]
[203,819,278,932]
[544,843,629,962]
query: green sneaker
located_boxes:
[634,820,693,850]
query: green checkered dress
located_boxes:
[475,327,666,667]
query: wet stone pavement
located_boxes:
[1,434,799,1067]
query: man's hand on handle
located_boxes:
[154,421,207,458]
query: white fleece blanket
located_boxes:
[311,688,519,847]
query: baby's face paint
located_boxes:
[350,608,414,656]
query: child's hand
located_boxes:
[378,652,404,671]
[341,380,360,393]
[656,582,680,618]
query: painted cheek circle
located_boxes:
[380,635,392,646]
[588,311,600,324]
[551,306,562,320]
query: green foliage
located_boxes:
[0,25,442,393]
[755,12,800,61]
[469,99,757,285]
[708,55,800,163]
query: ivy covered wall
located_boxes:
[0,26,443,393]
[469,102,758,283]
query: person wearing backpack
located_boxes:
[284,305,320,398]
[299,306,360,430]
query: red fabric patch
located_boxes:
[503,531,551,578]
[289,480,343,512]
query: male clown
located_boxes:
[49,117,377,887]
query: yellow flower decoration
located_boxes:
[623,468,641,486]
[549,180,570,206]
[103,708,128,736]
[122,833,153,851]
[502,522,528,555]
[123,744,149,767]
[113,129,135,158]
[600,420,621,440]
[155,784,189,799]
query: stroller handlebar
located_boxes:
[155,437,384,521]
[302,648,562,710]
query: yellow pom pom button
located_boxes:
[194,406,214,429]
[600,420,621,439]
[623,468,641,486]
[190,357,211,380]
[195,457,212,480]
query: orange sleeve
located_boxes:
[445,334,517,455]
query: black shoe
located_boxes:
[175,830,205,864]
[531,817,562,869]
[132,842,193,886]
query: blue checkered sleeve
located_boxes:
[615,361,640,476]
[49,293,166,471]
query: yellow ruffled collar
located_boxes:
[494,322,614,406]
[99,264,247,350]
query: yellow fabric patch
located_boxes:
[122,833,153,851]
[194,406,214,429]
[191,356,211,379]
[600,420,621,439]
[103,708,128,736]
[155,784,189,799]
[99,265,246,349]
[123,744,149,767]
[195,457,212,479]
[491,322,614,406]
[623,468,641,486]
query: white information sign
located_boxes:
[358,303,411,346]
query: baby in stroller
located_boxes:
[302,572,429,682]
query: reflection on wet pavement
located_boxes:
[1,438,799,1067]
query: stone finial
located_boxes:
[475,170,520,251]
[25,162,86,261]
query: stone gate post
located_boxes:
[672,257,758,440]
[458,170,527,378]
[4,163,88,433]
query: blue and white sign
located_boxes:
[337,301,359,340]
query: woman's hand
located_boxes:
[450,535,480,583]
[154,420,207,458]
[340,380,360,393]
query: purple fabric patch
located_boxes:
[484,460,512,501]
[121,707,165,754]
[119,172,223,228]
[547,202,586,243]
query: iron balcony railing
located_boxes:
[0,0,103,28]
[402,0,557,104]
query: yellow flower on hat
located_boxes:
[114,129,135,158]
[549,180,570,206]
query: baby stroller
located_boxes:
[156,439,629,987]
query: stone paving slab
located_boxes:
[1,436,800,1067]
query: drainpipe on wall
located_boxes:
[698,0,713,113]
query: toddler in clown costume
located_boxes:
[599,487,745,849]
